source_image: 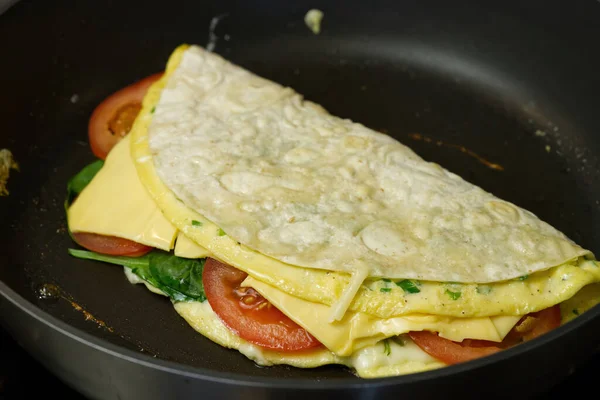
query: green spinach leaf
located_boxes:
[68,248,151,269]
[148,252,206,301]
[68,249,206,302]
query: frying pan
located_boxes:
[1,0,600,398]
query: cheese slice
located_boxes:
[243,276,521,356]
[68,135,178,250]
[174,232,212,258]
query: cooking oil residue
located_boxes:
[36,283,114,332]
[408,133,504,171]
[36,283,61,303]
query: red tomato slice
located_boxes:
[72,232,152,257]
[202,258,323,352]
[521,305,561,341]
[408,305,561,365]
[407,331,501,365]
[88,72,163,159]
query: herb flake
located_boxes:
[191,220,203,227]
[476,285,493,295]
[445,289,462,300]
[380,287,392,293]
[396,279,421,294]
[391,336,406,347]
[383,339,391,356]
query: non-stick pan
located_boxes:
[1,0,600,399]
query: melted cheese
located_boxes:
[351,338,445,378]
[243,276,520,356]
[68,135,178,251]
[123,267,167,296]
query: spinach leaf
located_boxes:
[68,248,151,269]
[149,252,206,301]
[68,249,206,302]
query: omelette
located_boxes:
[66,44,600,378]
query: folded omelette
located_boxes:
[66,44,600,378]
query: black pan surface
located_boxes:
[1,0,600,399]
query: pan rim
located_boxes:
[1,279,599,390]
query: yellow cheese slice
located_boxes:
[68,135,178,250]
[243,276,521,356]
[174,232,212,259]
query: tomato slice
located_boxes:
[72,232,152,257]
[408,305,561,365]
[88,72,163,159]
[521,305,561,341]
[407,331,501,365]
[202,258,323,352]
